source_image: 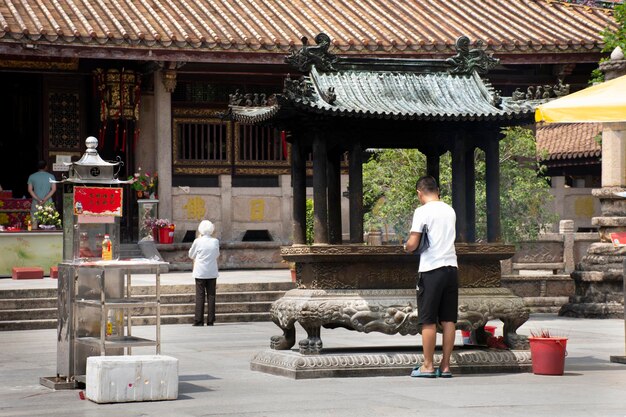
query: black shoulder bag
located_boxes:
[415,224,430,255]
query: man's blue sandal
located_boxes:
[436,368,453,378]
[410,367,437,378]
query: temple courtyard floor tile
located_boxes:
[1,314,626,417]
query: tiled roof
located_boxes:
[0,0,617,56]
[536,122,602,161]
[301,67,532,120]
[231,65,536,122]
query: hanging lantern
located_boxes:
[93,68,142,152]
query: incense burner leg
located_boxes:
[299,325,323,355]
[270,325,296,350]
[501,316,530,350]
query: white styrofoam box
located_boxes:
[86,355,178,403]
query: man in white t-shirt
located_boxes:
[404,175,458,378]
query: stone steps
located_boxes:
[0,281,294,331]
[501,274,574,313]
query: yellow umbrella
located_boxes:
[535,74,626,123]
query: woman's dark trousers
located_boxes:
[194,278,216,325]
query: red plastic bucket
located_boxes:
[529,337,568,375]
[158,227,174,244]
[461,325,497,344]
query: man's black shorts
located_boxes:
[416,265,458,325]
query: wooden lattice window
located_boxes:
[176,121,227,161]
[237,125,287,162]
[173,113,232,175]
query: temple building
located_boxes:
[0,1,618,252]
[536,122,603,231]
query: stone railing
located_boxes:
[501,220,598,276]
[500,220,599,313]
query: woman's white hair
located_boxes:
[197,220,215,236]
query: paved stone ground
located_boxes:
[1,312,626,417]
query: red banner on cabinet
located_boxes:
[73,186,123,217]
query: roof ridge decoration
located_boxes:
[446,36,499,75]
[285,33,338,72]
[283,75,315,104]
[229,90,277,107]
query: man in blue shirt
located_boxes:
[27,160,56,226]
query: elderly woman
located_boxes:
[188,220,220,326]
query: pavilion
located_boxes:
[232,35,548,373]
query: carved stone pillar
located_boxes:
[313,135,329,244]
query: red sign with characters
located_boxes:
[73,186,123,217]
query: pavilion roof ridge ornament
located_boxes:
[446,36,499,75]
[283,75,315,104]
[228,90,277,107]
[500,80,570,113]
[285,33,338,73]
[510,80,571,102]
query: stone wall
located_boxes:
[167,174,349,245]
[156,241,286,270]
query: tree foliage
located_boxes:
[362,127,556,244]
[590,2,626,83]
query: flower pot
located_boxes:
[158,226,174,244]
[529,337,568,375]
[38,224,57,230]
[136,190,148,199]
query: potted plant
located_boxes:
[128,168,157,199]
[33,203,62,229]
[154,218,175,244]
[528,329,568,375]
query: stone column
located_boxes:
[219,175,232,241]
[280,174,293,243]
[485,138,501,242]
[594,122,626,242]
[136,92,156,174]
[154,70,173,222]
[349,143,364,243]
[452,139,468,242]
[465,145,476,243]
[559,220,576,274]
[312,135,329,244]
[327,149,342,244]
[291,140,307,245]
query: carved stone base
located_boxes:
[270,288,530,355]
[251,347,532,379]
[559,242,625,318]
[610,355,626,364]
[559,302,623,318]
